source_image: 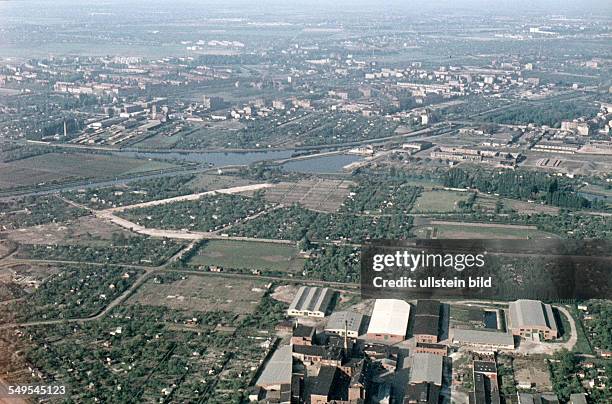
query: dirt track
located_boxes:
[101,183,273,213]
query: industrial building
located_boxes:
[508,300,558,340]
[472,360,501,404]
[451,329,515,351]
[287,286,335,318]
[366,299,411,343]
[409,353,443,386]
[256,345,293,391]
[291,324,316,346]
[413,300,441,343]
[324,311,364,339]
[405,351,444,404]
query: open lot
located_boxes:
[262,179,354,213]
[417,220,558,239]
[5,216,132,246]
[189,239,305,272]
[0,152,177,189]
[186,173,255,192]
[127,275,270,314]
[411,189,469,213]
[513,356,553,391]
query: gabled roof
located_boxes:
[509,300,557,331]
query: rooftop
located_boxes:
[410,352,443,386]
[452,329,515,348]
[415,300,441,317]
[256,345,293,387]
[325,311,364,334]
[288,286,334,314]
[366,299,410,337]
[310,365,337,396]
[293,324,315,338]
[413,315,440,337]
[474,360,497,374]
[509,300,558,331]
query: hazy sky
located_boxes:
[2,0,611,14]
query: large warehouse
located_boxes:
[366,299,411,343]
[508,300,558,340]
[287,286,335,318]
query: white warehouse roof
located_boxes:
[366,299,411,337]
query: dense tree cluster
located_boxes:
[341,178,422,214]
[65,175,196,209]
[444,167,594,209]
[484,100,599,127]
[0,196,88,229]
[584,301,612,352]
[0,144,52,163]
[303,245,360,282]
[17,235,184,266]
[549,349,584,401]
[120,192,273,232]
[229,204,413,242]
[0,265,141,322]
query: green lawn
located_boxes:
[411,190,469,213]
[188,240,305,272]
[433,223,558,239]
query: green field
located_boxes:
[411,189,469,213]
[0,152,177,189]
[432,222,558,239]
[188,240,305,272]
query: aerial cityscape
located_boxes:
[0,0,610,403]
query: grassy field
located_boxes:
[0,152,177,189]
[130,132,183,148]
[186,173,254,192]
[128,275,270,314]
[428,222,558,239]
[411,189,469,213]
[188,239,305,272]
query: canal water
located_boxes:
[117,150,364,174]
[282,154,364,174]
